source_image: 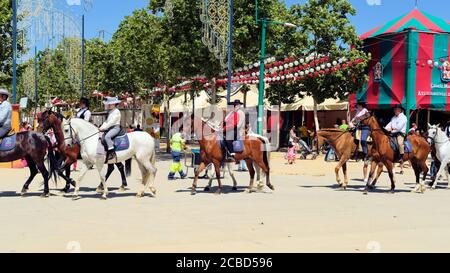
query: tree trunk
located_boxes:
[211,78,217,105]
[243,90,247,108]
[132,95,136,126]
[313,98,320,131]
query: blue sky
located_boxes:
[72,0,449,40]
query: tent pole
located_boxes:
[405,29,417,130]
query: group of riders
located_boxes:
[0,88,125,163]
[351,102,408,163]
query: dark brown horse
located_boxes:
[0,130,58,197]
[361,115,430,194]
[316,129,384,190]
[191,117,273,195]
[38,110,130,193]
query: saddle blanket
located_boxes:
[97,134,130,156]
[0,134,16,152]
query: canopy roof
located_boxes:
[361,8,450,40]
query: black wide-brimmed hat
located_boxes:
[233,99,244,106]
[393,104,405,111]
[80,97,90,107]
[356,101,366,108]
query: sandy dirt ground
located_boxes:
[1,152,450,253]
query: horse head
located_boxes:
[38,110,63,133]
[427,124,441,145]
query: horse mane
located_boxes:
[71,118,99,131]
[319,128,348,133]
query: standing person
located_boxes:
[223,100,245,161]
[385,105,407,163]
[409,123,418,135]
[0,89,12,142]
[339,119,349,131]
[168,127,187,180]
[289,125,299,144]
[76,97,92,122]
[100,97,122,162]
[286,142,297,165]
[350,102,370,161]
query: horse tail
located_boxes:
[257,136,271,171]
[45,137,59,186]
[125,158,132,177]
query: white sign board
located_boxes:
[19,97,28,109]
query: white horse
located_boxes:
[427,124,450,189]
[63,118,157,199]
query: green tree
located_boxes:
[290,0,369,130]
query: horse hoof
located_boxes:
[72,196,81,201]
[232,186,238,191]
[119,186,127,192]
[389,190,395,194]
[191,190,197,196]
[150,187,157,196]
[268,185,275,191]
[203,187,210,192]
[363,191,368,195]
[41,193,50,198]
[214,189,222,195]
[136,192,144,198]
[20,188,28,196]
[96,187,104,193]
[100,196,108,200]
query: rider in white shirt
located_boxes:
[76,97,92,122]
[350,102,370,160]
[385,105,407,161]
[100,97,122,162]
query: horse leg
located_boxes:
[342,161,349,189]
[192,162,207,195]
[21,158,38,196]
[254,163,263,188]
[36,161,50,198]
[365,160,377,189]
[245,159,256,193]
[213,161,223,195]
[420,161,429,192]
[95,161,108,200]
[384,161,396,194]
[371,162,384,188]
[116,163,128,191]
[334,157,346,188]
[432,159,450,190]
[97,164,114,191]
[227,163,238,191]
[136,156,157,198]
[205,164,214,192]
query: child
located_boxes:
[286,142,298,165]
[168,127,187,180]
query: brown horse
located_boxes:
[0,130,58,197]
[38,110,131,193]
[316,129,384,190]
[190,117,273,195]
[361,115,430,194]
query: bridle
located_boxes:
[65,118,100,144]
[427,126,449,145]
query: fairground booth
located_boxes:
[356,8,450,130]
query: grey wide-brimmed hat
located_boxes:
[103,97,121,105]
[0,88,10,97]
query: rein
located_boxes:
[66,119,100,144]
[319,130,349,143]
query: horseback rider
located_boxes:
[100,97,122,162]
[76,97,92,122]
[223,99,245,161]
[385,104,407,162]
[0,88,12,142]
[350,102,370,160]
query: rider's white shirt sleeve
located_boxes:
[100,109,121,131]
[84,110,92,122]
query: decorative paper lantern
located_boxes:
[320,64,326,69]
[316,66,321,71]
[440,58,445,63]
[305,70,309,75]
[444,62,449,67]
[289,63,294,68]
[279,66,284,70]
[427,60,433,65]
[326,63,331,68]
[332,61,338,66]
[309,68,315,73]
[276,76,281,81]
[284,64,289,69]
[439,66,443,71]
[294,60,299,66]
[300,58,305,64]
[294,72,299,77]
[434,61,439,67]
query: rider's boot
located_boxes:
[106,149,116,163]
[168,172,176,180]
[179,171,187,179]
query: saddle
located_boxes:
[389,135,412,161]
[0,130,16,152]
[100,127,130,152]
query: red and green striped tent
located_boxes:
[357,8,450,112]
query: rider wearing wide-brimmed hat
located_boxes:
[385,104,407,162]
[0,88,12,140]
[100,97,122,161]
[223,99,245,161]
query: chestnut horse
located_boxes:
[361,115,430,194]
[38,110,131,193]
[316,129,384,190]
[190,117,273,195]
